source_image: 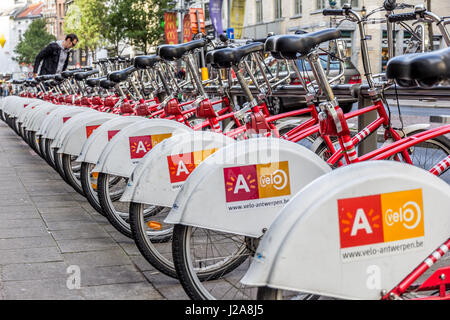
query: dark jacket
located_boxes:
[33,42,71,75]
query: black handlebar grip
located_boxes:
[322,9,345,16]
[219,33,228,42]
[388,12,417,23]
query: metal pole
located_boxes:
[228,0,231,29]
[357,94,377,156]
[426,0,434,51]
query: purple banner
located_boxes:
[209,0,224,35]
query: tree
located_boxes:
[102,0,130,56]
[64,0,106,62]
[13,18,56,65]
[124,0,172,54]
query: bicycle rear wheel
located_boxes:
[62,153,84,196]
[97,172,135,238]
[129,203,176,277]
[44,139,56,169]
[80,162,104,215]
[172,224,255,300]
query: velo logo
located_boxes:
[129,133,172,159]
[223,161,291,203]
[167,149,217,184]
[338,189,424,249]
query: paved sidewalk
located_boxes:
[0,121,188,300]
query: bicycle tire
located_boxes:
[29,131,40,154]
[129,202,177,278]
[38,135,48,161]
[53,148,68,183]
[97,172,134,238]
[44,138,56,169]
[62,153,85,196]
[172,224,254,300]
[405,129,450,182]
[80,162,105,216]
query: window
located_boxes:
[256,0,263,23]
[294,0,302,15]
[340,0,359,8]
[274,0,282,19]
[204,1,210,21]
[316,0,327,10]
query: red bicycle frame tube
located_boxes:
[359,124,450,163]
[383,238,450,300]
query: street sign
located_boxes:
[226,28,235,40]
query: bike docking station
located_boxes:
[1,16,450,304]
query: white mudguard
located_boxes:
[50,109,98,148]
[165,138,331,238]
[25,104,60,132]
[77,116,147,164]
[37,107,67,137]
[93,119,193,178]
[121,131,235,207]
[241,161,450,300]
[4,97,41,117]
[16,101,46,126]
[57,113,118,156]
[41,107,88,139]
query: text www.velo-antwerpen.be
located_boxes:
[341,239,424,261]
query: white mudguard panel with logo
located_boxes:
[43,107,91,140]
[241,161,450,300]
[121,131,234,207]
[165,138,331,238]
[25,104,61,132]
[17,101,49,126]
[77,116,147,164]
[50,110,100,149]
[57,113,118,156]
[93,119,193,178]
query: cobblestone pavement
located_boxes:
[0,120,188,300]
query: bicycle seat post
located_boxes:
[184,53,208,100]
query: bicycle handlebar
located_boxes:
[388,12,417,23]
[322,9,345,16]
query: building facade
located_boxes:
[41,0,57,37]
[0,1,45,79]
[241,0,449,75]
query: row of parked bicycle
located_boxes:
[2,3,450,300]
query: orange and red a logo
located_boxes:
[338,189,424,249]
[107,130,120,141]
[167,149,217,183]
[129,133,172,159]
[223,161,291,203]
[86,125,101,138]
